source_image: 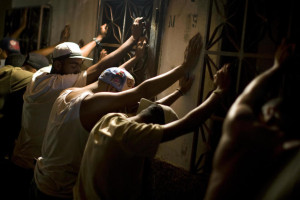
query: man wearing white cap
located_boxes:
[31,32,203,199]
[12,17,143,169]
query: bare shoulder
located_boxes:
[226,103,254,128]
[64,87,89,102]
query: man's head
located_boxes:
[23,53,50,72]
[4,53,26,67]
[0,37,21,59]
[261,97,299,139]
[261,98,283,126]
[51,42,92,75]
[4,52,50,73]
[98,67,135,92]
[136,98,179,125]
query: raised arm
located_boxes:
[160,64,231,142]
[234,40,294,110]
[10,8,28,39]
[80,24,108,57]
[99,49,108,61]
[118,56,139,72]
[85,17,144,84]
[122,32,202,105]
[203,40,295,200]
[31,24,70,56]
[118,37,147,71]
[80,32,203,131]
[156,74,194,106]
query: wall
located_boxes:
[47,0,99,66]
[154,0,219,171]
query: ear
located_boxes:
[51,60,62,73]
[22,65,37,73]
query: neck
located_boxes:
[128,115,143,123]
[90,81,109,93]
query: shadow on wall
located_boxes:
[142,158,209,200]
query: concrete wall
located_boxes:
[154,0,217,171]
[47,0,99,66]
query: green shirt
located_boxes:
[0,65,33,109]
[0,65,33,157]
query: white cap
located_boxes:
[52,42,93,60]
[137,98,179,123]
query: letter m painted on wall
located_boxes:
[169,15,175,27]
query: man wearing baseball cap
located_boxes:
[10,17,144,199]
[0,37,21,68]
[0,37,21,56]
[72,63,231,200]
[0,52,51,159]
[30,32,202,199]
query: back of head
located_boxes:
[262,97,299,140]
[24,52,49,70]
[138,104,165,124]
[98,67,135,91]
[137,98,179,125]
[4,53,26,67]
[0,37,21,55]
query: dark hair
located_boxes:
[138,104,165,125]
[4,53,26,66]
[24,53,49,70]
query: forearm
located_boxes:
[161,91,222,142]
[31,45,55,56]
[119,56,138,71]
[86,36,137,84]
[100,36,137,67]
[80,40,98,57]
[10,21,26,39]
[10,28,25,39]
[81,32,107,57]
[135,65,185,100]
[156,89,183,106]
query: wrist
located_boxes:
[213,88,225,97]
[131,35,140,43]
[135,55,142,60]
[181,62,191,74]
[96,35,104,40]
[272,62,284,72]
[176,88,184,96]
[93,38,101,46]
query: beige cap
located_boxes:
[137,98,179,123]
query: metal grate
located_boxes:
[94,0,166,84]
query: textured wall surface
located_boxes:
[48,0,99,66]
[155,0,209,171]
